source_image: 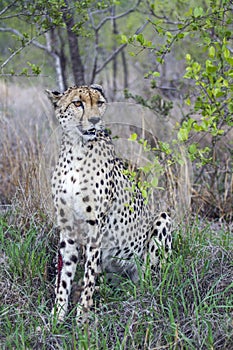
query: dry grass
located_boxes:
[191,159,233,221]
[0,81,193,223]
[0,80,57,223]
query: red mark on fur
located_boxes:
[57,252,63,293]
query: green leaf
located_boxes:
[184,7,193,17]
[185,97,191,106]
[152,71,160,77]
[205,60,217,73]
[21,68,29,75]
[27,62,41,75]
[141,189,148,199]
[209,46,215,58]
[129,51,136,57]
[213,88,224,98]
[188,143,197,154]
[177,128,189,142]
[193,7,204,18]
[129,133,137,141]
[136,33,144,45]
[159,141,172,155]
[223,47,230,58]
[121,34,128,44]
[156,57,164,64]
[193,123,204,132]
[226,57,233,66]
[151,177,158,187]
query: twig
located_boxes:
[92,0,142,32]
[95,21,149,75]
[0,0,18,17]
[0,27,48,51]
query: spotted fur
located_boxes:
[46,85,172,323]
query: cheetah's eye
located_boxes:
[97,101,105,107]
[73,100,83,108]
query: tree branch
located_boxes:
[93,0,142,32]
[0,27,65,90]
[0,38,31,70]
[95,21,148,75]
[0,0,18,18]
[0,27,48,52]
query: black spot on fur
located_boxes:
[86,219,97,226]
[150,245,155,253]
[162,227,167,236]
[70,255,78,263]
[61,218,68,223]
[86,206,92,212]
[60,198,66,205]
[60,241,66,248]
[83,195,89,202]
[153,229,158,236]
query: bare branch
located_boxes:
[92,0,142,32]
[0,0,18,17]
[0,73,48,77]
[1,42,29,70]
[95,21,149,75]
[0,27,48,52]
[0,26,65,90]
[145,0,182,26]
[95,44,127,75]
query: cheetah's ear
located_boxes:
[45,89,63,106]
[90,84,104,95]
[90,84,107,101]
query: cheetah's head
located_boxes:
[46,84,106,140]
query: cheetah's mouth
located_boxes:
[82,128,96,136]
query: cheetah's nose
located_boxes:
[89,117,101,125]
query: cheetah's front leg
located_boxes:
[52,231,79,322]
[76,244,101,324]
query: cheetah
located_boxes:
[46,84,172,323]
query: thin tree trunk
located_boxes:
[121,49,128,89]
[45,31,65,92]
[57,29,68,90]
[112,6,117,99]
[62,0,85,85]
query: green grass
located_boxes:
[0,215,232,349]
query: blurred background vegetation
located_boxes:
[0,0,232,222]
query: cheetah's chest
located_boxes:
[52,140,114,216]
